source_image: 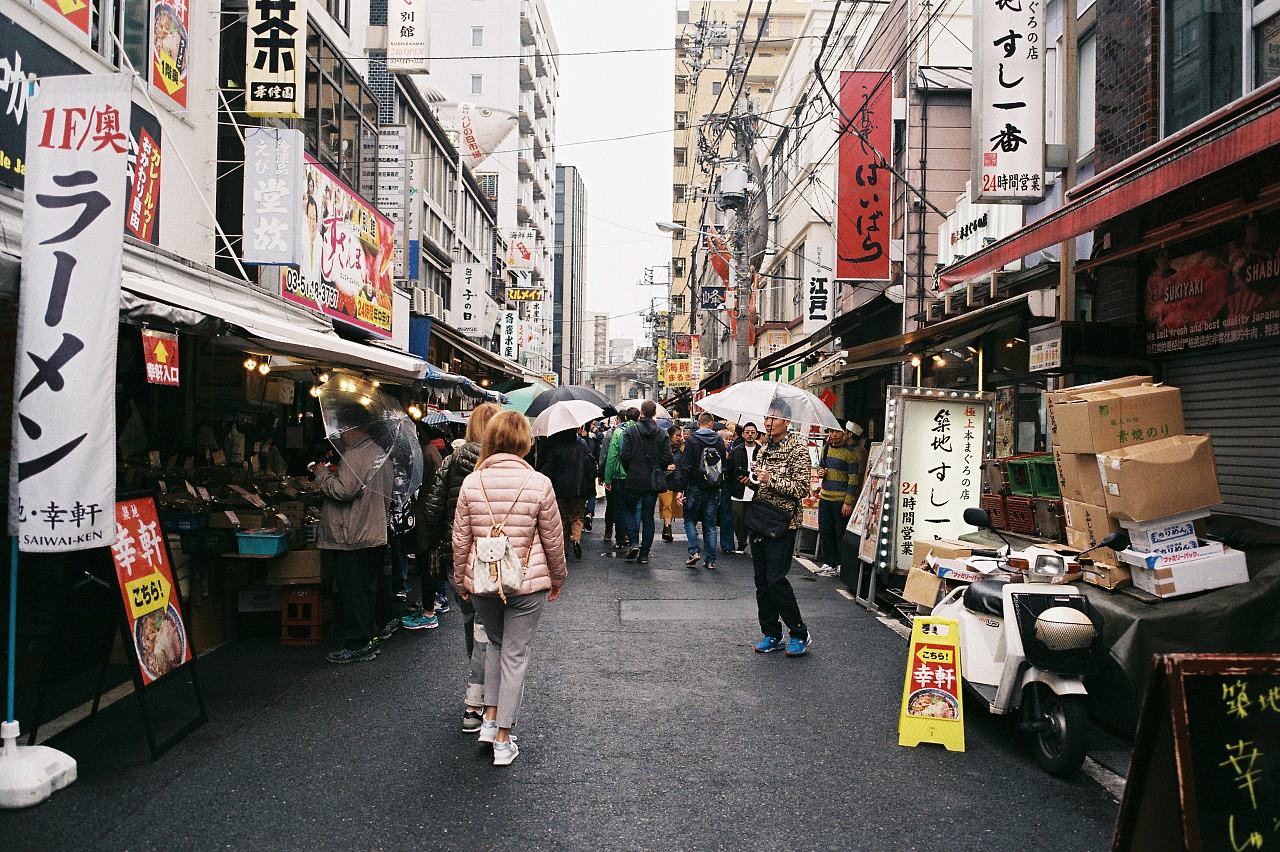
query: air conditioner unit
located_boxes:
[427,289,444,317]
[411,288,428,315]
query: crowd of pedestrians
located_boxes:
[311,394,863,766]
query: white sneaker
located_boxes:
[477,719,498,744]
[492,737,520,766]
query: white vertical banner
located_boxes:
[972,0,1045,202]
[803,236,833,336]
[245,0,307,118]
[10,74,132,550]
[387,0,429,73]
[450,263,496,337]
[500,309,518,359]
[242,126,304,265]
[377,125,407,278]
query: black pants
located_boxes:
[603,487,616,540]
[327,546,387,649]
[619,489,659,556]
[817,499,846,566]
[750,529,807,641]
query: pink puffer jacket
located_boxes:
[452,453,568,597]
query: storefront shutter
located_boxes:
[1163,343,1280,523]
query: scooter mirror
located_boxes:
[963,507,992,529]
[1101,530,1131,551]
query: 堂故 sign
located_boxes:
[11,74,132,552]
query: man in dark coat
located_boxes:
[617,400,675,564]
[538,426,594,560]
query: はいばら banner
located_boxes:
[10,74,131,551]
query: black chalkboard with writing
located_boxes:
[1113,655,1280,852]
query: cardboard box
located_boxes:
[912,538,974,570]
[903,566,944,608]
[1118,510,1209,553]
[1128,547,1249,599]
[1053,447,1107,506]
[1098,435,1222,522]
[1063,499,1122,543]
[1051,384,1185,454]
[1081,561,1132,590]
[1045,376,1154,444]
[1118,541,1225,570]
[266,548,325,586]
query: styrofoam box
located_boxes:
[1129,547,1248,599]
[1118,509,1210,553]
[1118,540,1225,570]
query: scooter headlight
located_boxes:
[1034,606,1095,651]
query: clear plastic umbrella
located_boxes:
[694,381,841,430]
[317,376,423,519]
[531,399,605,437]
[615,398,671,419]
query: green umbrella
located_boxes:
[502,380,554,414]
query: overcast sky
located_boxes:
[544,0,676,344]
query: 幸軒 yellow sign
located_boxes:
[898,616,965,752]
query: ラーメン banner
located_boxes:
[10,74,132,551]
[836,71,892,281]
[150,0,190,107]
[283,155,396,338]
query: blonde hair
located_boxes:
[480,409,533,461]
[465,402,502,444]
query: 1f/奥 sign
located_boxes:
[10,74,132,551]
[972,0,1045,202]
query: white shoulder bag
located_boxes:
[471,471,536,602]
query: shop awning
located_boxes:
[826,294,1033,384]
[120,271,427,383]
[429,319,534,382]
[794,350,846,390]
[938,77,1280,289]
[697,360,731,391]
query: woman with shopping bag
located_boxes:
[452,410,567,766]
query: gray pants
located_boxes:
[472,591,548,729]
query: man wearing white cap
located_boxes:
[815,420,865,577]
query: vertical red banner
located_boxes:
[836,71,893,282]
[150,0,190,108]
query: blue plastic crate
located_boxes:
[235,530,291,556]
[160,510,208,532]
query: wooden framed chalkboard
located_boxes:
[1113,654,1280,851]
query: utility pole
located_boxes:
[1058,0,1078,324]
[730,128,753,384]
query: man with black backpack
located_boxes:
[617,400,675,564]
[678,411,728,570]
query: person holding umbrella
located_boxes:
[312,403,395,664]
[617,400,675,564]
[532,401,603,560]
[746,398,814,657]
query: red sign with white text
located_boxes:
[836,71,893,281]
[141,329,179,385]
[111,496,193,685]
[126,128,162,242]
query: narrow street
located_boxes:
[4,525,1118,850]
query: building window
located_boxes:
[478,172,499,204]
[673,184,687,204]
[1077,33,1097,155]
[671,295,686,314]
[675,111,688,129]
[1162,0,1242,133]
[676,76,688,94]
[674,147,687,167]
[672,257,687,278]
[472,26,484,46]
[471,74,484,95]
[302,24,380,197]
[1256,6,1280,85]
[324,0,349,31]
[711,81,723,96]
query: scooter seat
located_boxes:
[963,578,1010,618]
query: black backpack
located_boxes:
[700,445,724,487]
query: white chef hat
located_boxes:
[845,421,864,436]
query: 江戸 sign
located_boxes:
[972,0,1045,202]
[10,74,132,552]
[803,236,833,335]
[245,0,307,118]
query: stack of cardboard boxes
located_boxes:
[1047,377,1246,598]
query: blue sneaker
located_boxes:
[754,635,785,654]
[785,633,813,657]
[401,613,439,630]
[435,593,452,614]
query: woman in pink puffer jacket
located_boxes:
[452,410,567,766]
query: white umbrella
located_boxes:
[615,398,671,419]
[531,399,605,437]
[695,380,841,430]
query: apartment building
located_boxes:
[554,165,588,384]
[425,0,560,372]
[670,0,809,347]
